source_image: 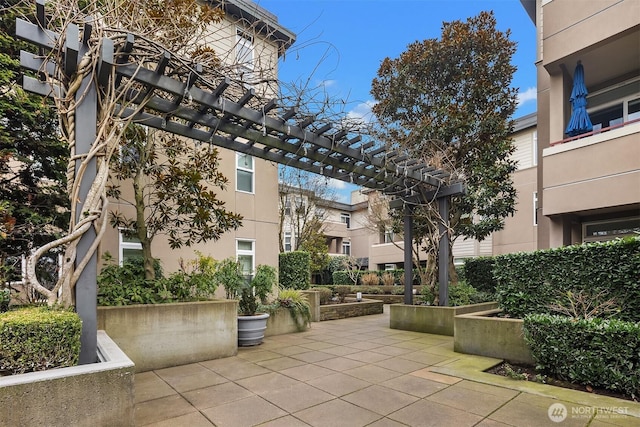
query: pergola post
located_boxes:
[72,27,99,365]
[403,204,413,304]
[437,196,450,306]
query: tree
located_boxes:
[371,11,518,289]
[107,126,243,280]
[11,0,273,304]
[0,1,68,285]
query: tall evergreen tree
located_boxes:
[371,11,518,291]
[0,2,68,278]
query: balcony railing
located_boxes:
[550,117,640,146]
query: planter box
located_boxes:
[454,309,534,365]
[265,308,309,336]
[302,290,320,322]
[349,294,405,304]
[0,331,134,427]
[97,300,238,372]
[320,298,383,321]
[390,302,498,336]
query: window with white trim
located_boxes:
[342,240,351,256]
[236,239,255,276]
[532,131,538,166]
[236,153,254,193]
[119,230,142,265]
[236,29,254,69]
[340,213,351,229]
[284,232,292,252]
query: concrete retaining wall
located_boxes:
[454,309,535,365]
[302,290,320,322]
[0,331,135,427]
[389,302,499,336]
[265,308,309,336]
[320,298,383,321]
[97,300,238,372]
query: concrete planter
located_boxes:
[348,294,405,304]
[454,309,535,365]
[265,308,309,336]
[97,300,238,372]
[390,302,499,336]
[238,313,270,346]
[0,331,135,427]
[320,298,383,321]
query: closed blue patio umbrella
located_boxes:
[565,61,593,136]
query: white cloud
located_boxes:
[517,87,537,107]
[346,100,377,125]
[320,79,336,88]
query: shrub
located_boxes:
[252,264,277,305]
[448,282,477,306]
[380,272,395,286]
[524,313,640,399]
[0,307,81,374]
[495,237,640,321]
[360,273,380,286]
[279,251,311,290]
[360,286,380,295]
[315,286,333,305]
[463,257,497,293]
[332,270,351,286]
[335,285,351,303]
[390,286,405,295]
[98,252,219,305]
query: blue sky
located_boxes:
[259,0,538,201]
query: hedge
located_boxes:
[463,257,497,294]
[490,237,639,321]
[524,313,640,399]
[279,251,311,290]
[0,307,82,374]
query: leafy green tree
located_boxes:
[298,216,330,280]
[107,126,243,280]
[371,11,518,289]
[0,1,68,273]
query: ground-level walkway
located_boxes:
[135,306,639,426]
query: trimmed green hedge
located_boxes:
[463,257,497,294]
[477,237,639,321]
[0,307,82,374]
[524,313,640,399]
[279,251,311,290]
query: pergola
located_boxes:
[16,1,463,363]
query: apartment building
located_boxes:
[520,0,640,248]
[99,1,295,276]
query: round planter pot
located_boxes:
[237,313,270,347]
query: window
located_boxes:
[284,232,292,252]
[236,153,254,193]
[236,240,255,276]
[582,217,640,243]
[283,198,291,216]
[236,29,254,68]
[533,192,538,227]
[588,77,640,131]
[384,228,394,243]
[342,240,351,256]
[340,213,351,229]
[384,264,396,271]
[119,230,142,265]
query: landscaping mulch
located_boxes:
[486,361,637,402]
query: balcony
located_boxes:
[542,119,640,216]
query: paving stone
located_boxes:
[388,399,483,427]
[202,395,287,427]
[342,385,419,415]
[182,381,254,410]
[307,372,371,396]
[381,374,449,398]
[261,382,335,413]
[236,371,302,395]
[135,372,177,403]
[257,356,308,371]
[294,398,382,427]
[135,394,196,426]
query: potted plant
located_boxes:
[220,261,277,346]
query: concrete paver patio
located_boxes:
[135,306,639,426]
